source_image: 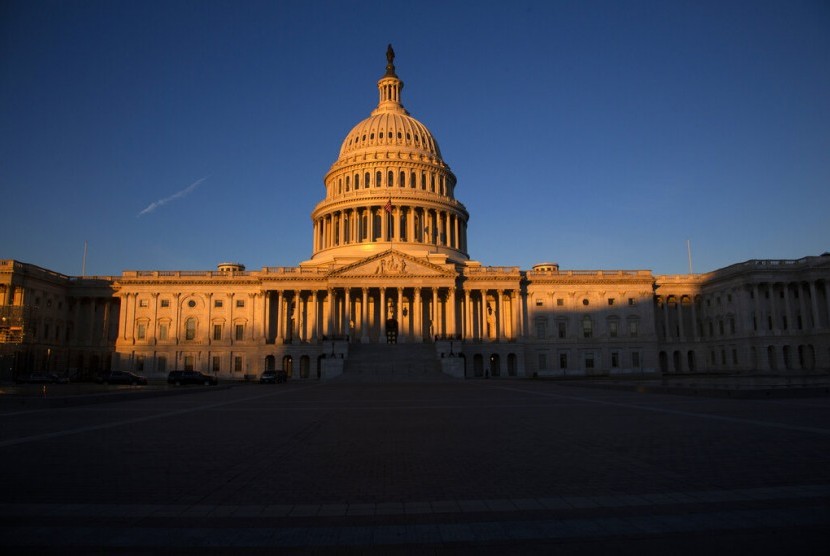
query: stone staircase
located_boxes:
[337,342,454,383]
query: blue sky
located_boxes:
[2,0,828,277]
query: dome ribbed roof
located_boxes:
[336,46,443,160]
[338,112,442,159]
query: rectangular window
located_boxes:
[235,324,244,340]
[559,353,568,370]
[609,322,618,338]
[628,298,635,306]
[535,320,546,340]
[611,352,619,368]
[732,349,738,365]
[535,298,543,306]
[583,319,592,339]
[137,323,146,340]
[234,356,243,372]
[558,321,567,339]
[556,298,564,306]
[585,353,595,369]
[157,356,167,372]
[160,299,170,308]
[629,321,638,338]
[538,353,547,370]
[213,324,222,341]
[158,323,168,341]
[184,356,194,371]
[236,299,245,308]
[136,355,145,371]
[214,299,223,308]
[632,352,641,368]
[608,298,615,306]
[139,299,148,308]
[212,356,221,372]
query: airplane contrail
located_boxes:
[137,176,208,217]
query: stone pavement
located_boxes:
[1,380,829,554]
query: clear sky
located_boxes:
[2,0,828,277]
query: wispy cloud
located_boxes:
[137,176,208,217]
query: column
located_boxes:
[691,296,699,341]
[325,289,333,337]
[464,290,472,340]
[345,288,352,340]
[379,288,387,342]
[752,284,762,335]
[783,284,794,333]
[662,297,669,339]
[512,290,520,340]
[809,281,820,331]
[407,207,414,244]
[480,290,487,341]
[361,288,369,343]
[769,284,779,334]
[414,287,422,342]
[431,288,438,339]
[677,297,685,341]
[275,291,284,343]
[448,288,456,337]
[310,290,318,341]
[397,287,404,341]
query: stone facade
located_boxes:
[2,49,829,380]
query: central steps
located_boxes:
[337,343,453,383]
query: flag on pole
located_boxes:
[384,199,392,213]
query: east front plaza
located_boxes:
[1,379,829,554]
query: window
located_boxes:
[628,298,635,306]
[559,353,568,370]
[535,298,543,306]
[611,352,619,368]
[235,324,245,340]
[137,323,146,340]
[136,355,145,372]
[158,323,168,340]
[582,317,593,338]
[234,356,243,372]
[585,353,595,369]
[609,321,618,338]
[629,321,639,338]
[582,299,589,306]
[188,300,196,308]
[212,356,221,372]
[184,356,194,371]
[214,299,223,308]
[160,299,170,308]
[632,352,640,368]
[236,299,245,308]
[535,320,546,340]
[139,299,148,308]
[557,298,564,306]
[538,353,547,370]
[213,324,222,341]
[608,298,615,306]
[185,318,196,340]
[157,356,167,372]
[558,321,567,339]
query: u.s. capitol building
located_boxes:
[2,48,829,381]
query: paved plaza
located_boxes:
[1,379,829,554]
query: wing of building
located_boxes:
[2,48,830,381]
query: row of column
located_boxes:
[314,205,467,253]
[267,287,521,344]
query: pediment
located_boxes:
[329,250,454,278]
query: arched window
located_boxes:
[400,171,406,187]
[185,318,196,341]
[410,171,416,188]
[365,172,370,188]
[388,170,394,187]
[354,174,360,189]
[421,173,426,190]
[345,175,350,190]
[376,171,382,187]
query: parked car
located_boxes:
[167,370,218,386]
[259,371,277,384]
[14,373,69,384]
[96,371,148,385]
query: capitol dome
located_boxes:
[307,46,469,266]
